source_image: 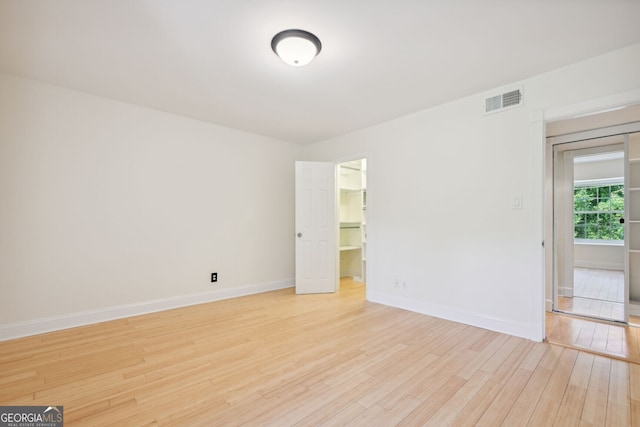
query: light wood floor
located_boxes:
[574,268,625,303]
[558,268,624,321]
[546,312,640,365]
[1,279,638,426]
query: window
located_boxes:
[574,179,624,241]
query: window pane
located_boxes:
[574,182,624,241]
[586,214,598,239]
[599,223,612,240]
[598,213,611,226]
[612,223,624,240]
[574,188,589,210]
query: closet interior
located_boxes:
[339,159,366,283]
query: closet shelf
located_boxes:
[339,158,366,282]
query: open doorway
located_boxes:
[553,141,625,322]
[547,105,640,325]
[338,159,366,288]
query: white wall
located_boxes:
[0,73,300,337]
[574,158,623,181]
[302,43,640,341]
[574,243,624,270]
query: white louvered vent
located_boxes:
[484,88,523,114]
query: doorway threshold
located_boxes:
[546,312,640,365]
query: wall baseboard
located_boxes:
[0,279,294,342]
[573,260,624,271]
[558,286,574,298]
[368,290,543,342]
[630,301,640,317]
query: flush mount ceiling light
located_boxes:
[271,29,322,66]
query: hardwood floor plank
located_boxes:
[630,363,640,427]
[552,352,593,426]
[475,367,532,426]
[343,404,386,427]
[606,359,631,426]
[547,312,640,365]
[423,371,492,427]
[367,398,422,427]
[561,268,624,322]
[295,373,372,426]
[575,320,597,348]
[449,378,505,427]
[456,332,509,381]
[501,346,556,426]
[528,347,579,426]
[317,401,366,427]
[606,326,624,355]
[580,355,611,427]
[397,375,467,426]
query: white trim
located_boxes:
[558,286,574,298]
[543,89,640,123]
[368,290,542,342]
[574,177,623,186]
[540,88,640,327]
[0,279,294,342]
[630,301,640,317]
[547,122,640,145]
[574,240,623,246]
[573,152,624,164]
[573,260,624,271]
[334,152,371,302]
[531,111,546,341]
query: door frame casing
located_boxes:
[552,140,626,322]
[334,153,370,300]
[536,88,640,340]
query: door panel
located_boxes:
[295,161,337,294]
[553,139,626,322]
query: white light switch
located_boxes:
[512,195,523,210]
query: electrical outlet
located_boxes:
[211,272,218,283]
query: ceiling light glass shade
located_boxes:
[271,29,321,66]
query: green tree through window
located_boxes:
[574,183,624,240]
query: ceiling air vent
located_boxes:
[484,88,523,114]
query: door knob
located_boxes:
[297,232,303,238]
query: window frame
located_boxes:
[573,177,624,245]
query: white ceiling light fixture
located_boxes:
[271,29,321,67]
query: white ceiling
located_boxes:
[1,1,639,144]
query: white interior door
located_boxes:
[295,161,337,294]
